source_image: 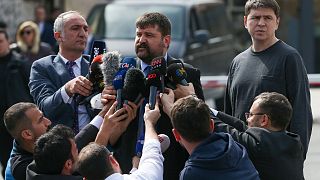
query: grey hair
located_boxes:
[53,11,82,35]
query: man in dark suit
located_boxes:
[0,29,33,177]
[102,12,204,180]
[29,11,94,131]
[213,92,304,180]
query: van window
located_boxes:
[194,4,230,37]
[104,4,185,40]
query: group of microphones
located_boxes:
[84,40,189,155]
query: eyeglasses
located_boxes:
[245,112,265,119]
[20,30,33,36]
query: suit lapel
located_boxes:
[80,58,89,76]
[52,55,70,84]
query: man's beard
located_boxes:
[135,42,165,64]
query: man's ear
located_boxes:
[109,155,121,173]
[260,115,269,127]
[244,16,248,29]
[172,128,181,142]
[163,35,171,49]
[210,119,214,132]
[54,32,63,42]
[21,129,33,141]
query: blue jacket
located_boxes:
[180,133,260,180]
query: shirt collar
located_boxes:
[140,52,168,72]
[59,53,82,67]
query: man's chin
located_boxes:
[137,54,153,64]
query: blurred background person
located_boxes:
[0,29,33,178]
[34,5,56,49]
[10,21,54,63]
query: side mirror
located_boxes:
[193,30,210,44]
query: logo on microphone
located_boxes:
[147,73,157,79]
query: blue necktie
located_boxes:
[136,65,152,156]
[66,61,79,134]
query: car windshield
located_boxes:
[104,4,185,40]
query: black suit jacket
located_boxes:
[113,55,204,180]
[214,112,304,180]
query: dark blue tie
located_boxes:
[136,65,152,156]
[66,61,79,134]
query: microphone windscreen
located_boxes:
[146,69,162,88]
[101,51,121,86]
[89,40,107,64]
[151,56,166,75]
[122,68,147,102]
[113,69,126,90]
[158,134,170,153]
[167,63,188,86]
[120,57,136,70]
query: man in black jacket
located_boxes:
[101,12,204,180]
[214,92,304,180]
[0,29,33,177]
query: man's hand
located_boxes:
[144,102,161,127]
[173,83,195,100]
[95,101,128,146]
[97,98,115,118]
[101,85,116,105]
[65,76,93,97]
[160,88,174,118]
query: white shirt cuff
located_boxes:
[61,85,73,104]
[89,115,104,129]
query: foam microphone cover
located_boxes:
[151,56,167,75]
[101,51,121,86]
[120,57,136,70]
[167,63,188,86]
[122,68,146,104]
[89,40,107,64]
[158,134,170,153]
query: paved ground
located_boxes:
[304,88,320,180]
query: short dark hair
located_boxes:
[254,92,292,130]
[34,125,75,174]
[171,96,211,142]
[77,143,113,180]
[0,29,9,40]
[136,12,171,37]
[3,102,37,142]
[0,21,7,29]
[245,0,280,18]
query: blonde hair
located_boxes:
[16,21,40,54]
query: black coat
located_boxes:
[215,111,304,180]
[113,55,204,180]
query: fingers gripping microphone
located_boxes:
[167,63,188,86]
[122,68,147,105]
[151,56,166,93]
[147,69,162,110]
[101,51,121,86]
[113,69,126,110]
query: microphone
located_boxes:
[89,40,107,64]
[122,68,147,105]
[146,69,161,110]
[158,134,170,153]
[120,57,136,70]
[167,62,188,86]
[113,69,126,110]
[151,56,166,93]
[101,51,121,86]
[77,41,106,104]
